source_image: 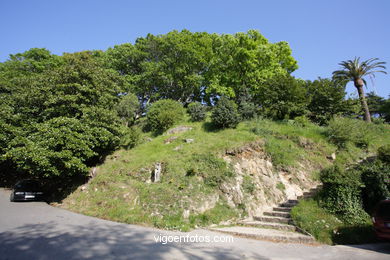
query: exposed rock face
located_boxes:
[220,140,318,217]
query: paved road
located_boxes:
[0,188,389,260]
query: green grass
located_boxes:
[291,198,376,245]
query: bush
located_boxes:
[121,126,142,149]
[211,97,240,129]
[187,102,206,122]
[238,101,257,120]
[359,159,390,213]
[378,144,390,163]
[293,115,312,127]
[147,99,185,133]
[326,117,373,148]
[319,165,369,225]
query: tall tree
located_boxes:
[307,78,346,124]
[332,57,387,122]
[366,91,385,118]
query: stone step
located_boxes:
[209,226,316,244]
[254,216,293,224]
[273,207,292,212]
[264,211,291,218]
[287,199,298,204]
[238,220,297,232]
[279,202,297,208]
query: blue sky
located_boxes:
[1,0,389,97]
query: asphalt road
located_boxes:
[0,188,389,260]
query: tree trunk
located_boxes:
[354,79,371,123]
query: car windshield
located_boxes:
[377,203,390,218]
[15,181,40,191]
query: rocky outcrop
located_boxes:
[219,140,319,217]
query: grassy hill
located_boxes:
[60,116,389,232]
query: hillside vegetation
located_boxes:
[60,116,389,232]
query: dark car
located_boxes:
[10,179,46,202]
[372,199,390,240]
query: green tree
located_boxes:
[379,96,390,122]
[307,78,346,124]
[365,91,385,118]
[106,30,214,106]
[0,51,124,179]
[116,93,140,126]
[205,30,298,102]
[256,74,308,120]
[332,57,387,122]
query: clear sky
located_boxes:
[1,0,389,97]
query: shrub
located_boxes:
[378,144,390,163]
[293,115,312,127]
[238,101,257,120]
[121,126,142,149]
[211,97,240,129]
[187,102,206,122]
[360,159,390,213]
[147,99,185,133]
[319,165,369,225]
[326,117,373,148]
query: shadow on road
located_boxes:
[0,221,267,260]
[340,243,390,255]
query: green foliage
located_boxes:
[116,93,139,126]
[378,144,390,163]
[187,102,206,122]
[306,78,347,125]
[320,165,369,225]
[146,99,185,133]
[256,74,308,120]
[211,97,240,129]
[206,30,297,100]
[0,51,124,179]
[291,199,374,245]
[105,30,297,106]
[366,91,386,117]
[379,97,390,122]
[276,182,286,191]
[359,159,390,213]
[187,153,234,187]
[5,118,97,177]
[291,199,342,244]
[264,137,301,167]
[242,175,255,194]
[293,115,311,127]
[326,117,373,148]
[121,126,142,150]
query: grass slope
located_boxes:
[61,117,389,233]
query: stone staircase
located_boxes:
[210,185,322,244]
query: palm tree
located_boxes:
[333,57,387,122]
